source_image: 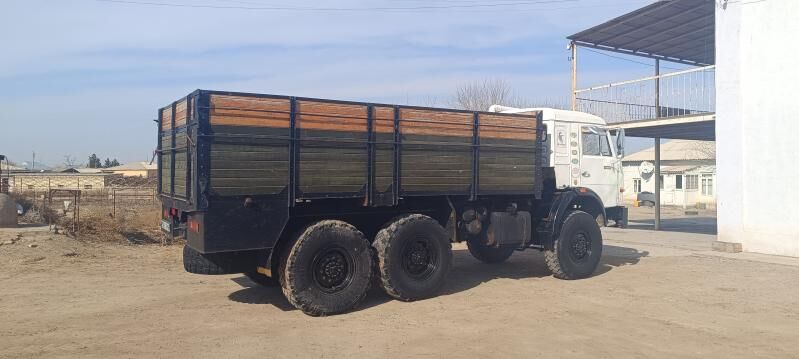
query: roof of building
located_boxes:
[623,139,715,162]
[568,0,715,66]
[103,161,157,172]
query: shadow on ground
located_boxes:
[227,244,649,313]
[627,217,717,235]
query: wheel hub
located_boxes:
[571,232,591,260]
[403,241,433,277]
[313,248,352,291]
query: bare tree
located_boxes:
[452,78,513,111]
[63,155,79,168]
[452,78,569,111]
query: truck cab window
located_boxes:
[582,128,612,157]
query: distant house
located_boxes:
[103,162,157,178]
[622,140,716,208]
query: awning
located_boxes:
[568,0,715,66]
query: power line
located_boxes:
[96,0,583,12]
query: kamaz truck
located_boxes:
[159,90,609,316]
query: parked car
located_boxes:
[637,192,655,207]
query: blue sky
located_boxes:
[1,0,662,166]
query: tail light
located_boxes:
[187,218,200,232]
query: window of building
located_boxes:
[633,178,642,193]
[702,175,714,196]
[57,184,64,188]
[675,175,683,189]
[686,175,699,190]
[84,185,93,190]
[27,185,34,190]
[581,128,612,157]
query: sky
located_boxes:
[0,0,664,167]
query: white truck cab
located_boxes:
[488,106,628,227]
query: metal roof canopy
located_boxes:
[568,0,715,66]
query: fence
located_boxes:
[575,65,715,123]
[12,176,161,240]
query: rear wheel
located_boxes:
[373,214,452,301]
[544,210,603,280]
[279,220,372,316]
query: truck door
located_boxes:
[578,126,619,207]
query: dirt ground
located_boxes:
[2,223,799,359]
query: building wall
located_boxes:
[111,169,156,178]
[11,175,110,191]
[623,166,715,208]
[716,1,799,256]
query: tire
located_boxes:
[245,271,278,287]
[466,236,516,264]
[279,220,372,316]
[373,214,452,301]
[544,210,603,280]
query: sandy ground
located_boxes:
[2,220,799,359]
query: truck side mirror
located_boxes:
[615,128,625,158]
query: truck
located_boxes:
[488,106,628,227]
[158,90,612,316]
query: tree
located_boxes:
[87,154,101,168]
[63,154,79,168]
[451,78,568,111]
[453,78,513,111]
[101,158,121,168]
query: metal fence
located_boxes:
[575,65,715,123]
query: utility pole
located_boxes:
[654,59,661,231]
[570,41,578,111]
[32,151,35,171]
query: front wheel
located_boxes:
[544,210,603,280]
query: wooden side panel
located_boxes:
[209,95,290,128]
[478,112,538,193]
[208,95,291,196]
[160,107,173,131]
[297,101,368,195]
[175,99,188,127]
[210,141,289,196]
[400,109,473,193]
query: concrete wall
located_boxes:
[716,1,799,256]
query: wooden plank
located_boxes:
[161,107,172,131]
[209,95,291,128]
[297,101,368,133]
[175,99,188,127]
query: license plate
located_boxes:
[161,219,172,233]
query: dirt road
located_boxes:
[2,226,798,358]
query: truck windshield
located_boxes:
[582,128,612,157]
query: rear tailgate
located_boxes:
[158,96,193,207]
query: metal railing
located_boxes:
[574,65,715,123]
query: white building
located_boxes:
[622,140,716,208]
[715,1,799,256]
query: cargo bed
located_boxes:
[158,90,544,252]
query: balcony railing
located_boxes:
[574,65,715,123]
